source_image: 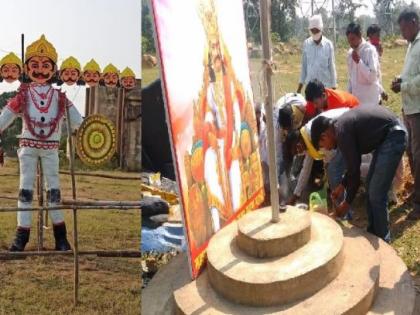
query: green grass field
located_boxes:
[0,159,141,315]
[143,45,419,281]
[143,45,406,113]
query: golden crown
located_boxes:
[120,67,135,78]
[197,0,220,41]
[60,56,81,71]
[83,59,101,73]
[102,63,119,75]
[0,52,22,69]
[25,34,57,63]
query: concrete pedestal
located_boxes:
[141,206,416,315]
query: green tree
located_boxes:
[271,0,297,42]
[375,0,395,35]
[0,91,21,154]
[243,0,297,43]
[142,0,156,54]
[335,0,365,35]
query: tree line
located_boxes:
[142,0,419,54]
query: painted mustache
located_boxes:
[85,79,99,83]
[32,72,50,79]
[3,76,17,80]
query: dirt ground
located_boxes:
[0,159,141,315]
[142,44,419,310]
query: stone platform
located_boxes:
[141,206,416,315]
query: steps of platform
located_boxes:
[237,207,311,258]
[141,227,416,315]
[207,212,344,306]
[175,233,380,314]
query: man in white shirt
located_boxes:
[297,15,337,94]
[346,22,381,107]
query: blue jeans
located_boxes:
[366,129,407,242]
[327,150,346,191]
[326,150,353,219]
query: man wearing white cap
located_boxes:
[297,14,337,94]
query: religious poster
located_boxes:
[152,0,265,278]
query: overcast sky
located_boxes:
[0,0,141,112]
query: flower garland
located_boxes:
[18,83,67,140]
[28,85,54,114]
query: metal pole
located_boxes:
[311,0,314,15]
[36,161,44,250]
[260,0,280,222]
[21,34,25,82]
[65,104,79,306]
[332,0,336,49]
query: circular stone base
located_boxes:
[175,232,380,314]
[237,206,311,258]
[141,227,416,315]
[207,212,344,306]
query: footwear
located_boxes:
[9,227,30,252]
[406,208,420,221]
[53,223,72,251]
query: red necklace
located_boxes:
[31,85,52,99]
[29,85,54,113]
[18,84,66,140]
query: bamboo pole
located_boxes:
[65,105,79,305]
[61,199,143,206]
[36,161,44,250]
[260,0,280,222]
[0,250,142,260]
[58,171,142,180]
[0,205,142,212]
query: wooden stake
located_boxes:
[36,161,44,250]
[0,250,142,260]
[65,105,79,306]
[0,205,142,212]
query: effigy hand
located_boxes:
[0,147,4,166]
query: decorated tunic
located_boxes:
[0,83,83,149]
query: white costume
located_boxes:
[0,83,83,227]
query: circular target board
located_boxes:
[76,114,117,166]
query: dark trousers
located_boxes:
[366,129,407,241]
[403,113,420,211]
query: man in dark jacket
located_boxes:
[310,106,407,242]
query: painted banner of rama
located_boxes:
[152,0,265,278]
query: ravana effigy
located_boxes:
[0,40,137,90]
[0,34,84,252]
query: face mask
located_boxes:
[311,32,322,41]
[370,38,380,46]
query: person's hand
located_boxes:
[331,184,345,203]
[287,194,298,205]
[296,140,306,154]
[297,83,303,94]
[333,201,350,218]
[391,78,401,93]
[351,50,360,63]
